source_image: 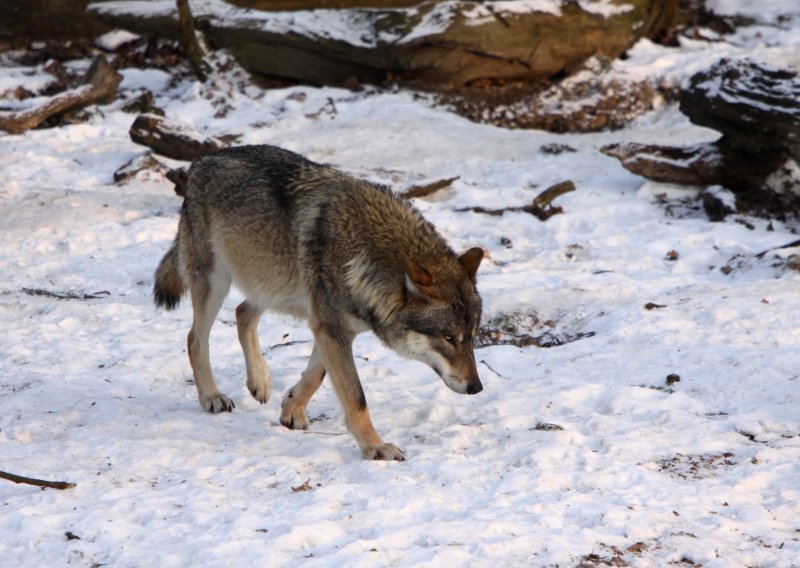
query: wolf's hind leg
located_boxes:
[236,301,271,404]
[187,268,234,413]
[280,343,325,430]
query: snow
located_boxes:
[2,5,800,568]
[95,29,141,51]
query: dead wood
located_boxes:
[600,140,787,193]
[754,239,800,259]
[400,176,459,199]
[0,55,122,134]
[0,470,76,490]
[129,114,229,161]
[457,180,575,221]
[22,288,110,300]
[176,0,210,82]
[531,180,576,210]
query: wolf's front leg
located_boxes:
[313,329,405,461]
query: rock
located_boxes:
[680,58,800,159]
[602,59,800,217]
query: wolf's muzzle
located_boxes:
[466,381,483,395]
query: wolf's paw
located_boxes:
[279,396,309,430]
[247,380,271,404]
[201,393,235,413]
[363,443,405,461]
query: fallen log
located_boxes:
[0,55,121,134]
[91,0,677,89]
[129,114,230,161]
[599,141,785,192]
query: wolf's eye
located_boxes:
[443,334,457,345]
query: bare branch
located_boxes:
[0,470,76,490]
[0,55,121,134]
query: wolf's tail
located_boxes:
[153,239,184,310]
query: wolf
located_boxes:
[153,145,484,460]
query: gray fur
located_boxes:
[154,145,484,460]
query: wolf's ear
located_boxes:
[459,247,484,282]
[405,259,433,298]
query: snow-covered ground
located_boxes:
[1,3,799,567]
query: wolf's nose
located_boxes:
[466,381,483,395]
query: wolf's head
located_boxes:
[384,247,485,395]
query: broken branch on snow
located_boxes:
[458,180,575,221]
[22,288,110,300]
[0,470,76,490]
[0,55,122,135]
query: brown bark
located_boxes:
[600,141,786,193]
[400,177,459,199]
[128,114,229,161]
[176,0,210,82]
[92,0,678,89]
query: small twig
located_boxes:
[267,339,311,351]
[291,479,313,492]
[479,359,507,379]
[22,288,110,300]
[754,238,800,259]
[400,176,459,199]
[456,205,505,216]
[0,470,76,490]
